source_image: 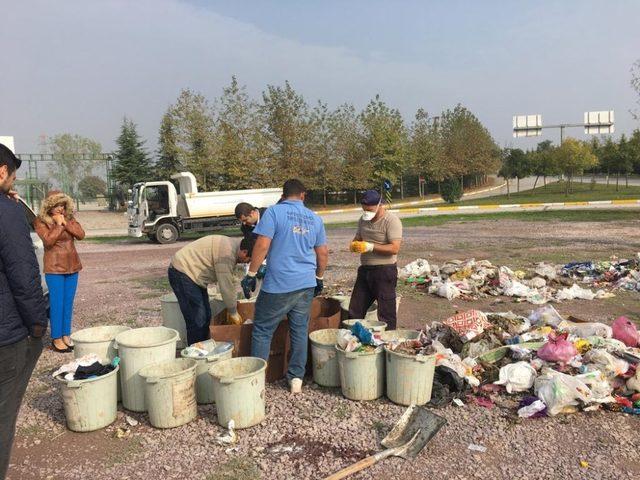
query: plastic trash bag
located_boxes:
[337,329,361,352]
[586,336,627,353]
[556,284,597,301]
[534,369,592,416]
[534,263,557,280]
[627,369,640,393]
[529,305,564,327]
[400,258,431,278]
[583,349,629,378]
[611,316,639,347]
[537,332,577,363]
[436,281,461,301]
[494,361,537,393]
[518,398,547,418]
[557,320,612,339]
[576,370,614,403]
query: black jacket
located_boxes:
[240,207,267,243]
[0,196,48,347]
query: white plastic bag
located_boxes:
[436,281,461,301]
[534,369,592,416]
[583,349,629,378]
[528,305,564,327]
[518,400,546,418]
[627,368,640,393]
[557,320,612,339]
[336,329,360,352]
[401,258,431,278]
[556,284,596,301]
[494,361,537,393]
[576,370,614,403]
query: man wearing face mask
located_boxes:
[348,190,403,330]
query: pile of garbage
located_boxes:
[400,256,640,304]
[387,307,640,416]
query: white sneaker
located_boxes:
[289,378,302,394]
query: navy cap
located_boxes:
[0,143,21,171]
[361,190,382,206]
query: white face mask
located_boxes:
[361,204,379,222]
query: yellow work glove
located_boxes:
[226,311,244,325]
[350,241,374,254]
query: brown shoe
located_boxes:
[62,336,74,350]
[51,339,71,353]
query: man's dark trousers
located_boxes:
[348,264,398,330]
[168,266,212,345]
[0,336,43,479]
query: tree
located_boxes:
[155,109,182,180]
[440,178,463,203]
[629,129,640,175]
[307,102,344,205]
[616,134,635,188]
[259,81,313,184]
[598,137,618,187]
[506,148,532,193]
[112,117,152,189]
[409,109,445,197]
[359,94,407,189]
[44,133,102,197]
[553,138,598,195]
[170,89,217,190]
[438,104,500,188]
[214,76,267,189]
[530,140,558,189]
[332,104,369,203]
[78,176,107,200]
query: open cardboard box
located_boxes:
[210,297,341,382]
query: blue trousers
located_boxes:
[168,267,211,346]
[251,287,314,381]
[45,273,79,339]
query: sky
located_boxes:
[1,0,639,154]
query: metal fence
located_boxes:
[15,153,123,212]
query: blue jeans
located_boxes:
[168,267,211,346]
[251,287,314,381]
[45,272,79,339]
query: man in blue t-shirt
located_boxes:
[241,179,328,393]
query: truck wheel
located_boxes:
[156,223,179,244]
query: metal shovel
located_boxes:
[323,405,447,480]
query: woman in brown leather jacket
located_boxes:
[34,191,85,353]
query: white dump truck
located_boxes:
[127,172,281,243]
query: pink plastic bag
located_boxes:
[612,316,639,347]
[537,332,577,363]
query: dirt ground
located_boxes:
[7,218,640,480]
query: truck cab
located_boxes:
[128,172,281,244]
[128,181,179,243]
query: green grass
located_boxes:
[133,276,171,292]
[450,181,640,206]
[329,209,640,230]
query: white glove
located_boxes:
[363,242,374,253]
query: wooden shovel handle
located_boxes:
[324,449,393,480]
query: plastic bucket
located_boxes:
[180,343,234,404]
[71,325,131,402]
[341,319,387,332]
[385,348,436,406]
[160,294,189,349]
[138,358,197,428]
[379,329,420,342]
[336,346,385,401]
[115,327,179,412]
[309,329,340,387]
[57,365,119,432]
[209,357,267,429]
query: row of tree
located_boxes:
[111,77,501,203]
[499,131,640,196]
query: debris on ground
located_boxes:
[401,255,640,304]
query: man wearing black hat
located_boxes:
[348,189,403,329]
[0,143,48,479]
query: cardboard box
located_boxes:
[210,297,341,382]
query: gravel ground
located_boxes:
[7,218,640,480]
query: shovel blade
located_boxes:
[381,405,446,459]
